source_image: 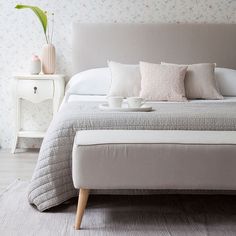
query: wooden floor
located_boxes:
[0,149,38,192]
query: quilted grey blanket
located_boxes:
[28,101,236,211]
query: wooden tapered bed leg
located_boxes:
[74,188,90,230]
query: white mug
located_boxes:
[127,97,145,108]
[107,96,123,108]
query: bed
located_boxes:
[28,23,236,212]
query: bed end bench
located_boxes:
[72,130,236,229]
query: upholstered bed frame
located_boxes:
[72,23,236,73]
[71,23,236,229]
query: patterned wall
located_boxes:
[1,0,236,149]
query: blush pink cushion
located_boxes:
[139,62,188,101]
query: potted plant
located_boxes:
[15,4,56,74]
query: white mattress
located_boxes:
[64,94,236,104]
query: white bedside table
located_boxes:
[12,74,65,153]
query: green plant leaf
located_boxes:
[15,4,47,35]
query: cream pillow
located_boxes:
[139,62,188,101]
[108,61,141,97]
[162,62,223,99]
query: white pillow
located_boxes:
[66,68,111,95]
[215,68,236,96]
[108,61,141,97]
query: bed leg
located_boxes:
[74,188,90,230]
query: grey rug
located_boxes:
[1,180,236,236]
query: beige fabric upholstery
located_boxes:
[72,130,236,190]
[72,23,236,74]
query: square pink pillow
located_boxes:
[139,62,188,101]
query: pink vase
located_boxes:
[42,44,56,74]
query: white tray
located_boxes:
[99,104,153,112]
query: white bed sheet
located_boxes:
[63,94,236,104]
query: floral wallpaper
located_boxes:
[0,0,236,149]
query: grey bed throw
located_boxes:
[28,101,236,211]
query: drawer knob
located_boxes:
[33,86,37,94]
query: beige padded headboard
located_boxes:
[72,23,236,74]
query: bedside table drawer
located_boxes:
[17,80,54,103]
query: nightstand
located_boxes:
[12,74,65,153]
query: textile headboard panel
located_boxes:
[72,23,236,74]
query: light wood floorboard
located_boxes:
[0,149,38,192]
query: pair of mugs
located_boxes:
[108,96,145,108]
